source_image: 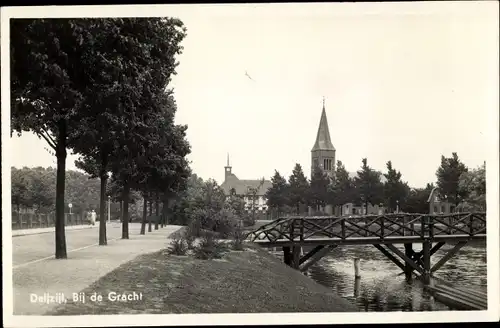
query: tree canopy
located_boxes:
[436,152,469,206]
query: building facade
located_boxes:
[220,155,272,215]
[427,187,464,214]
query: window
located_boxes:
[434,206,438,213]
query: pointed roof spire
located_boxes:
[312,98,335,151]
[226,153,230,167]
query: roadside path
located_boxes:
[12,222,101,237]
[12,223,182,315]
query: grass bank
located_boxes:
[48,241,358,314]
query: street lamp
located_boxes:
[396,200,399,214]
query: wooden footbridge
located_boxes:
[246,212,486,287]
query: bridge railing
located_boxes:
[247,212,486,243]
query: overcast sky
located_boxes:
[7,2,499,188]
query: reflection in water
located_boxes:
[272,242,486,312]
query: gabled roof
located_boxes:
[221,174,272,196]
[312,106,335,152]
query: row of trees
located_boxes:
[11,18,191,258]
[265,153,486,216]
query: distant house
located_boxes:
[220,155,272,214]
[427,187,464,214]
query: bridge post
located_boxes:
[292,246,301,269]
[404,243,414,281]
[283,246,292,266]
[422,240,431,284]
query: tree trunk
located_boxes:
[140,196,147,235]
[161,200,167,227]
[148,195,153,232]
[98,167,108,245]
[122,182,130,239]
[120,200,123,222]
[55,125,68,259]
[154,191,160,230]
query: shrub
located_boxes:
[193,231,228,260]
[242,213,256,227]
[167,237,188,256]
[213,207,239,239]
[231,225,246,251]
[184,224,197,249]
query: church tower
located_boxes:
[224,153,232,181]
[311,98,336,178]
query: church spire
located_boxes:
[224,153,232,181]
[312,99,335,151]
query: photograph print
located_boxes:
[2,2,499,327]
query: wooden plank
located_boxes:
[428,284,487,305]
[455,287,487,299]
[433,292,485,311]
[424,284,486,310]
[431,241,468,273]
[432,285,487,307]
[434,283,487,300]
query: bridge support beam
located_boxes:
[422,240,431,284]
[283,246,292,266]
[431,241,467,274]
[299,245,338,272]
[404,243,414,281]
[292,246,301,269]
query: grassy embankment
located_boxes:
[48,228,358,315]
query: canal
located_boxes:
[271,241,487,312]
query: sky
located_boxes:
[6,2,499,189]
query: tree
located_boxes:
[383,161,409,213]
[328,161,354,215]
[96,18,187,239]
[402,183,434,214]
[11,19,92,258]
[353,158,384,211]
[436,152,469,206]
[11,167,30,212]
[288,164,309,214]
[458,162,486,211]
[265,170,289,218]
[309,165,330,212]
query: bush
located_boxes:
[231,225,246,251]
[242,213,256,227]
[212,208,239,239]
[193,231,228,260]
[184,224,197,249]
[167,237,188,256]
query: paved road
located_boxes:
[12,222,146,267]
[10,223,182,315]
